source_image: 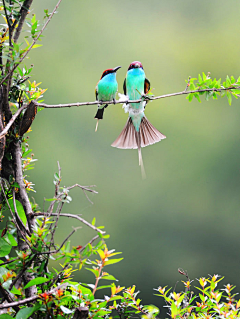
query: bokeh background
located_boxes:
[24,0,240,316]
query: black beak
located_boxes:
[113,66,121,72]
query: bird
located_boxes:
[95,66,121,131]
[111,61,166,177]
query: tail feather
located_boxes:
[94,104,108,120]
[111,116,165,178]
[111,116,166,149]
[135,130,146,179]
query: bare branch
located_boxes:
[49,201,64,246]
[184,76,191,92]
[0,257,19,266]
[0,283,68,310]
[35,212,105,235]
[36,227,81,255]
[2,0,12,46]
[35,85,240,109]
[46,183,97,218]
[0,84,238,140]
[0,0,63,86]
[13,0,34,44]
[79,234,101,253]
[12,140,34,231]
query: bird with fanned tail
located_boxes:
[111,61,166,177]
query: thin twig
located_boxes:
[79,234,101,253]
[0,257,19,266]
[50,201,64,246]
[46,183,97,217]
[35,85,240,108]
[55,161,61,196]
[0,85,239,140]
[2,0,12,46]
[0,0,63,86]
[34,212,105,235]
[184,76,191,92]
[36,227,81,255]
[9,258,33,291]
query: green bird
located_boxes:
[111,61,166,177]
[94,66,121,131]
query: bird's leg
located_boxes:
[113,98,116,104]
[99,100,103,106]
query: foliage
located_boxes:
[185,73,240,106]
[155,274,240,318]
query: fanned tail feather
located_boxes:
[111,116,166,149]
[111,116,166,178]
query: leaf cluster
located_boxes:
[186,73,240,106]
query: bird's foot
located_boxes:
[99,100,103,105]
[113,98,116,105]
[142,93,153,101]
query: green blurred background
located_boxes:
[25,0,240,315]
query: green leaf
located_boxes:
[101,274,118,281]
[194,93,201,103]
[226,75,231,87]
[104,258,123,266]
[92,217,96,226]
[8,198,27,227]
[7,232,17,246]
[22,149,32,157]
[24,277,49,289]
[32,44,42,49]
[86,268,98,277]
[17,67,23,77]
[0,238,12,257]
[187,93,193,102]
[171,300,179,317]
[231,76,235,84]
[227,91,232,106]
[16,308,32,319]
[96,285,112,290]
[10,285,22,295]
[0,315,13,319]
[16,305,40,319]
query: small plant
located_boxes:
[155,270,240,318]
